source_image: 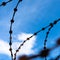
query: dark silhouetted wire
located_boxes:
[14,18,60,60]
[0,0,60,60]
[9,0,22,60]
[0,0,12,6]
[18,39,60,60]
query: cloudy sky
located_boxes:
[0,0,60,60]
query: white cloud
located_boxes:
[18,33,35,41]
[0,39,10,56]
[0,33,36,57]
[16,33,36,55]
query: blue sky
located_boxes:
[0,0,60,60]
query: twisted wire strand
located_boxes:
[14,18,60,60]
[0,0,12,6]
[44,26,53,60]
[18,45,60,60]
[44,19,60,49]
[43,19,60,60]
[0,0,60,60]
[9,0,22,60]
[18,39,60,60]
[9,21,13,60]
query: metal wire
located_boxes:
[0,0,60,60]
[0,0,12,6]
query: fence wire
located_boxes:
[0,0,12,6]
[0,0,60,60]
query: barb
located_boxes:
[0,0,12,6]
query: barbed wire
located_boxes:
[0,0,60,60]
[9,0,22,60]
[43,20,60,60]
[0,0,12,6]
[14,18,60,60]
[18,38,60,60]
